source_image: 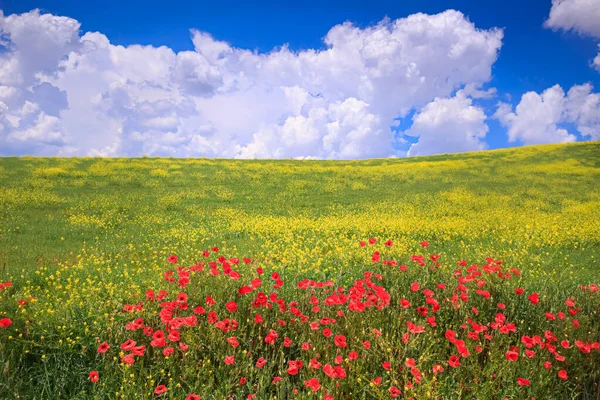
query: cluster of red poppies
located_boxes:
[84,240,599,399]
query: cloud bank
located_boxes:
[0,9,505,158]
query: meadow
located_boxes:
[0,142,599,399]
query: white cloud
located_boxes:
[545,0,600,38]
[545,0,600,73]
[494,83,600,144]
[404,91,489,156]
[0,8,504,157]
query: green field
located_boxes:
[0,142,599,399]
[1,142,599,280]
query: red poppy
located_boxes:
[304,378,321,392]
[97,341,110,354]
[121,354,135,365]
[120,339,136,351]
[382,362,391,370]
[558,370,568,380]
[155,385,168,395]
[88,371,99,383]
[162,347,174,357]
[224,355,235,365]
[225,301,238,312]
[505,350,519,362]
[256,357,267,368]
[517,378,530,386]
[334,335,347,348]
[448,355,461,368]
[528,293,539,305]
[368,238,377,245]
[420,241,429,247]
[167,330,180,342]
[389,387,402,397]
[525,350,535,358]
[0,318,11,329]
[186,395,200,400]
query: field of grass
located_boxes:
[0,142,599,399]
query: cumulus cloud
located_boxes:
[0,8,504,158]
[545,0,600,37]
[494,83,600,144]
[545,0,600,72]
[404,91,489,156]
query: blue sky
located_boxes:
[0,0,599,157]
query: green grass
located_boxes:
[1,142,599,280]
[0,141,598,399]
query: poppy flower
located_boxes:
[186,395,201,400]
[121,354,135,365]
[88,371,99,383]
[124,342,141,354]
[382,362,391,370]
[167,255,178,264]
[517,378,530,387]
[225,301,238,312]
[155,385,168,395]
[420,241,429,247]
[97,341,110,354]
[368,238,377,245]
[120,339,136,351]
[505,350,518,362]
[515,288,524,295]
[304,378,321,392]
[334,335,347,348]
[448,355,461,368]
[256,357,267,368]
[224,355,235,365]
[558,370,568,380]
[389,387,402,397]
[528,293,539,305]
[167,330,180,342]
[525,350,535,358]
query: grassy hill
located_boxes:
[1,142,599,281]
